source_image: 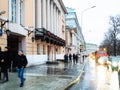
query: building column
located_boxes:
[72,33,75,45]
[42,0,46,28]
[36,0,41,28]
[58,11,60,36]
[50,1,53,33]
[47,0,50,30]
[55,7,57,35]
[32,0,35,28]
[56,9,59,36]
[53,5,56,35]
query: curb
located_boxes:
[63,59,87,90]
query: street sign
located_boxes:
[80,45,84,51]
[0,29,2,36]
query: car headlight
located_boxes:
[98,59,104,64]
[112,62,118,67]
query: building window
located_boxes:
[43,45,45,54]
[37,44,40,54]
[9,0,17,23]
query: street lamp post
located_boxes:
[80,6,96,63]
[81,6,96,30]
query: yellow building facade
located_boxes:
[0,0,67,65]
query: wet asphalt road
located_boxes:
[68,57,119,90]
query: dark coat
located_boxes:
[1,51,11,68]
[69,54,72,60]
[0,51,3,67]
[73,54,76,60]
[64,54,68,63]
[16,54,28,68]
[0,51,11,72]
[64,54,68,60]
[76,54,78,60]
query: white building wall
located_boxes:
[27,55,47,66]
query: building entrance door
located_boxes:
[7,34,25,69]
[7,35,19,70]
[7,35,19,56]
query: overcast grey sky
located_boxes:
[63,0,120,45]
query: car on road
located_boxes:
[110,56,120,71]
[97,56,109,65]
[94,48,109,65]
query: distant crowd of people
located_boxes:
[64,53,83,64]
[0,46,28,87]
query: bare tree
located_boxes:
[100,30,113,55]
[100,15,120,56]
[109,15,120,56]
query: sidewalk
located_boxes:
[0,58,87,90]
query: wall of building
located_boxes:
[0,0,8,17]
[0,0,8,50]
[0,0,67,66]
[24,0,34,27]
[0,34,7,50]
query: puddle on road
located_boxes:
[59,76,73,79]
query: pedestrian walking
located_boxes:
[75,54,78,63]
[73,54,76,64]
[69,53,72,62]
[16,50,28,87]
[64,53,68,63]
[1,47,11,82]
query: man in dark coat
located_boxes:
[0,46,3,80]
[75,54,78,63]
[1,47,11,81]
[16,50,28,87]
[69,53,72,62]
[64,54,68,63]
[73,54,76,64]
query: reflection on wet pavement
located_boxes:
[68,57,119,90]
[79,59,97,90]
[26,62,83,76]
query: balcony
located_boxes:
[35,28,66,46]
